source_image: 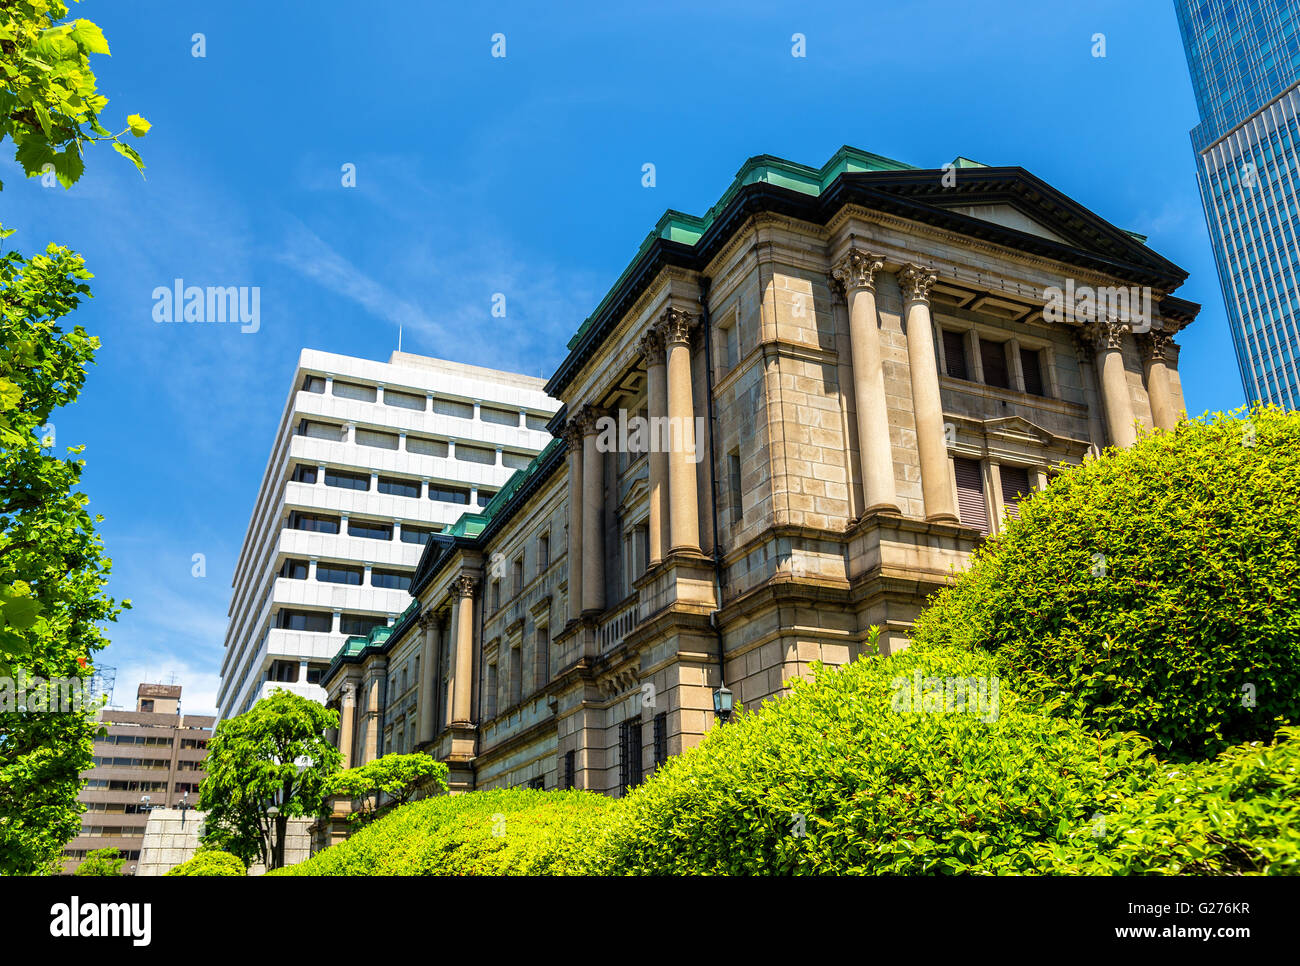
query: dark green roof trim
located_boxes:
[321,598,420,689]
[545,147,1192,398]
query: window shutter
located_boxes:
[953,457,989,534]
[979,339,1010,389]
[1020,347,1045,395]
[942,330,969,379]
[1000,465,1032,521]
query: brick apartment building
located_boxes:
[61,684,214,874]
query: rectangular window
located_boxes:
[371,568,412,591]
[512,557,524,596]
[430,485,471,505]
[538,534,550,571]
[979,339,1010,389]
[535,625,549,691]
[480,405,518,426]
[276,609,333,633]
[432,397,474,419]
[401,525,435,546]
[943,330,969,379]
[619,718,643,796]
[476,489,496,507]
[406,435,449,458]
[484,663,498,720]
[456,444,495,465]
[653,711,668,767]
[279,559,308,580]
[355,428,399,450]
[289,511,340,534]
[340,613,385,636]
[332,380,376,403]
[297,419,343,441]
[1019,346,1045,396]
[325,468,370,491]
[728,450,743,524]
[383,388,425,411]
[301,375,325,394]
[999,465,1032,522]
[953,457,990,535]
[509,646,522,707]
[317,563,362,585]
[377,476,420,498]
[502,450,531,470]
[525,413,550,432]
[290,464,318,484]
[348,519,393,541]
[564,750,575,790]
[491,580,501,611]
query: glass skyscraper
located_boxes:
[1176,0,1300,406]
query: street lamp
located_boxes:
[712,685,734,723]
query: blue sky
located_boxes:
[2,0,1237,715]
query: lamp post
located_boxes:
[265,803,281,870]
[712,685,734,724]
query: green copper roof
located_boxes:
[330,598,417,664]
[566,145,916,350]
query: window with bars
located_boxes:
[942,329,969,379]
[509,645,523,707]
[999,465,1033,521]
[619,718,643,796]
[484,663,498,720]
[979,339,1010,389]
[953,457,990,535]
[653,712,668,767]
[535,625,550,691]
[564,750,575,790]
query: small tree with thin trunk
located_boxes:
[326,753,449,827]
[197,689,341,869]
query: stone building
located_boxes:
[317,145,1198,812]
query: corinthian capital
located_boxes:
[639,325,666,364]
[562,418,584,453]
[452,574,477,599]
[1140,330,1175,364]
[657,306,698,346]
[1084,316,1129,351]
[575,404,606,436]
[831,249,885,294]
[897,264,937,304]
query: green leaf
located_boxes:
[112,140,145,174]
[126,114,150,137]
[71,19,112,56]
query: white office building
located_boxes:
[216,349,558,721]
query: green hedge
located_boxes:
[585,644,1165,875]
[1033,725,1300,875]
[272,788,611,876]
[165,850,246,876]
[911,407,1300,760]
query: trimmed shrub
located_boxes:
[165,850,246,876]
[911,407,1300,760]
[75,847,124,876]
[1035,726,1300,875]
[585,644,1164,875]
[273,788,611,876]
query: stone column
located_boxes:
[338,683,356,769]
[579,406,606,613]
[1088,317,1138,448]
[898,264,958,523]
[831,249,899,514]
[660,307,701,553]
[1142,330,1180,431]
[564,422,584,621]
[641,327,669,565]
[416,612,441,745]
[450,575,477,725]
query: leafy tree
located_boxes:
[74,846,123,875]
[198,690,342,870]
[0,236,127,875]
[911,406,1300,760]
[165,850,245,877]
[325,753,449,826]
[0,0,150,187]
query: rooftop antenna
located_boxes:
[397,324,403,354]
